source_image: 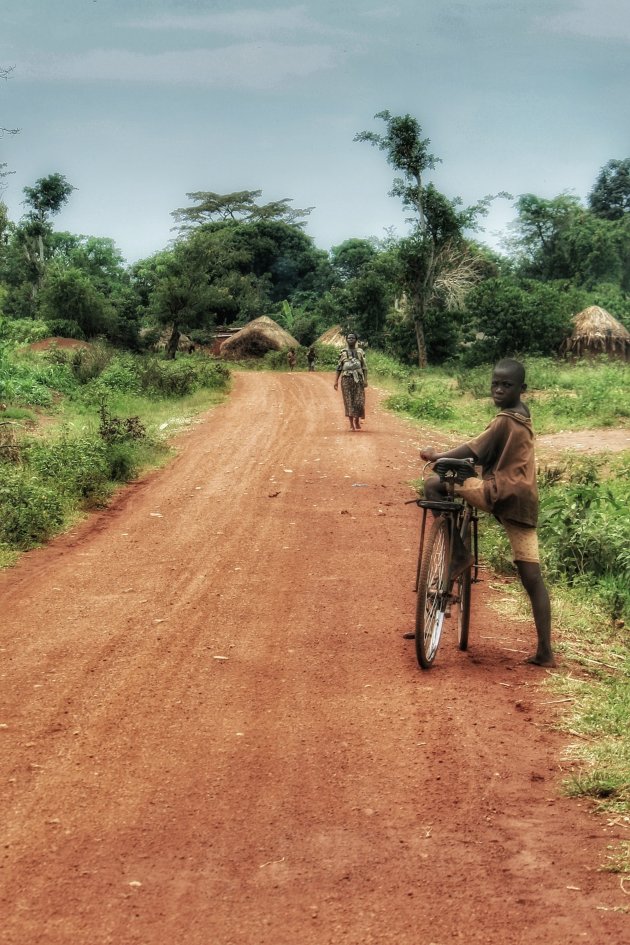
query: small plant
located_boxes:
[0,421,23,464]
[98,401,146,444]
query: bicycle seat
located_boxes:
[433,458,477,483]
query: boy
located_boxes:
[417,358,554,667]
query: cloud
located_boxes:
[127,5,344,39]
[539,0,630,42]
[21,43,338,89]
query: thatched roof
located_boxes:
[219,316,299,359]
[139,326,195,352]
[316,325,346,349]
[565,306,630,360]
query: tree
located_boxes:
[147,242,219,358]
[507,192,630,289]
[20,173,75,311]
[463,277,575,363]
[330,239,377,282]
[171,190,313,232]
[355,111,491,366]
[38,266,115,339]
[588,159,630,221]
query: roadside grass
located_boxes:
[482,569,630,873]
[394,356,630,874]
[384,356,630,436]
[0,339,231,563]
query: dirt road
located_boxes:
[1,372,627,945]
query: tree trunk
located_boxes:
[165,325,180,360]
[414,318,428,369]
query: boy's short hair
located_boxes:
[494,358,526,386]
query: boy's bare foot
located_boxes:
[525,653,556,667]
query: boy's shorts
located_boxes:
[455,478,540,564]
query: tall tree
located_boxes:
[355,111,490,366]
[588,159,630,221]
[20,173,75,310]
[171,190,313,232]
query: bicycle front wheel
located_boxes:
[456,566,471,650]
[415,517,450,669]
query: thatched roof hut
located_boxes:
[219,316,299,359]
[565,306,630,361]
[316,325,346,349]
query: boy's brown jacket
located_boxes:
[465,410,538,527]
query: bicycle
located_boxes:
[408,458,481,669]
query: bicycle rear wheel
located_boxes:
[415,517,450,669]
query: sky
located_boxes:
[1,0,629,265]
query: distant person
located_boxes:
[333,332,368,431]
[416,358,554,667]
[307,346,316,372]
[287,348,297,371]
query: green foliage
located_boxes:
[0,317,50,345]
[0,346,77,405]
[98,402,146,444]
[171,189,313,231]
[0,466,65,547]
[507,191,630,292]
[38,266,116,338]
[93,354,142,396]
[463,277,574,363]
[63,341,116,384]
[588,159,630,221]
[135,355,230,397]
[44,318,86,340]
[385,389,454,422]
[366,349,414,382]
[22,173,75,223]
[537,457,630,620]
[27,434,111,505]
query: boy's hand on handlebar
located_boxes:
[420,447,439,463]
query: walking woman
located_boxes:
[333,332,368,430]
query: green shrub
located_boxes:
[538,458,630,621]
[0,317,51,345]
[26,435,111,505]
[384,390,455,422]
[66,340,115,384]
[0,466,66,547]
[44,319,86,340]
[136,355,230,396]
[0,348,77,405]
[93,354,142,395]
[104,440,140,481]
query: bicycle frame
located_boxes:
[414,498,479,596]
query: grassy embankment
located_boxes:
[376,351,630,874]
[0,321,231,568]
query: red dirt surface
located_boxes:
[28,336,90,351]
[27,337,91,352]
[1,372,627,945]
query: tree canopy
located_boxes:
[171,190,313,232]
[588,159,630,221]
